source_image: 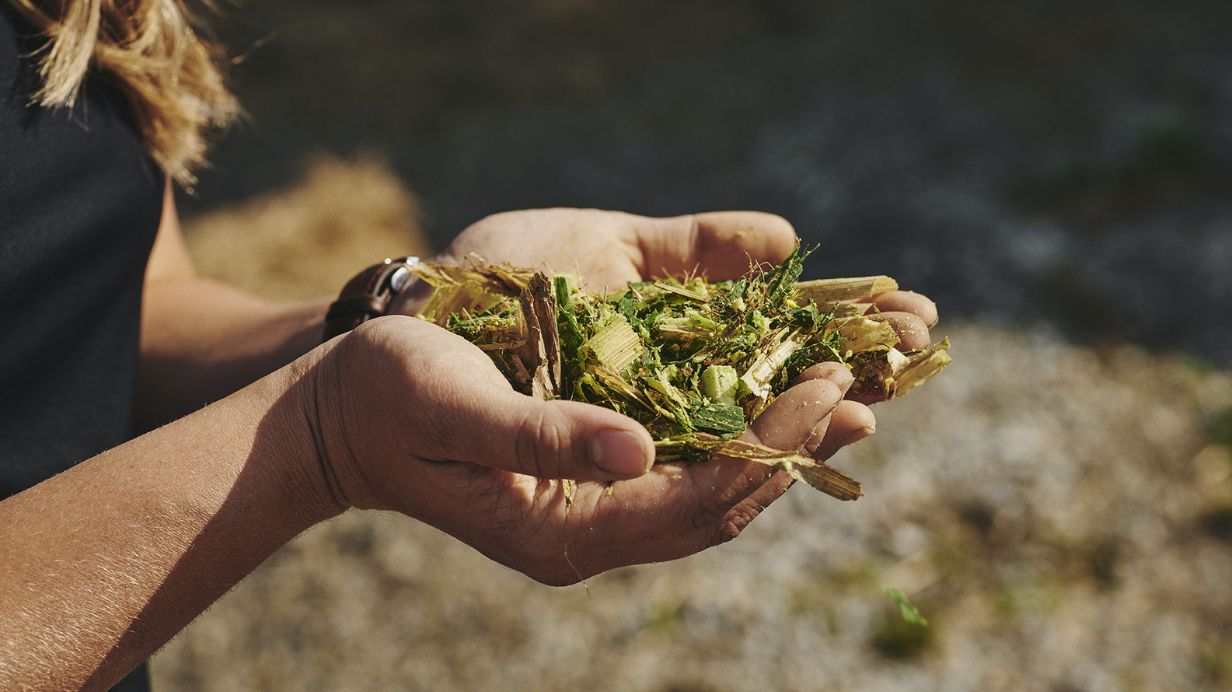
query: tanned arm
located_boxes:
[0,350,338,690]
[136,181,330,428]
[0,205,936,690]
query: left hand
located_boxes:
[313,315,859,585]
[424,207,801,291]
[370,208,938,569]
[394,207,938,365]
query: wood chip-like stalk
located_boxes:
[796,275,898,303]
[516,273,561,399]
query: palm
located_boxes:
[442,209,645,290]
[409,454,777,585]
[443,208,803,289]
[390,356,838,586]
[428,209,818,580]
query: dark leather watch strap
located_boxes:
[322,257,419,342]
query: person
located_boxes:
[0,2,939,690]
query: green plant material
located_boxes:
[849,338,953,401]
[885,587,929,626]
[690,403,746,436]
[700,364,739,405]
[412,247,952,501]
[586,314,643,373]
[873,587,932,660]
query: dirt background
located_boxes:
[153,2,1232,690]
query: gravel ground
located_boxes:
[153,160,1232,691]
[150,323,1232,692]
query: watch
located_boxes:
[322,256,421,342]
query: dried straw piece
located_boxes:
[795,275,898,303]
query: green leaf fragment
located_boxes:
[690,402,746,436]
[886,587,929,627]
[554,275,585,357]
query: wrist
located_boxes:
[299,316,427,512]
[263,341,351,524]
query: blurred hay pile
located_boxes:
[155,158,1232,691]
[184,154,432,299]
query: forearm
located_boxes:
[137,276,329,427]
[0,352,338,690]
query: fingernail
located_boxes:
[590,429,651,478]
[848,425,876,444]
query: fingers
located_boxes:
[665,380,844,550]
[808,400,876,460]
[867,311,932,351]
[787,368,850,454]
[566,378,842,573]
[443,389,656,482]
[722,469,795,538]
[699,384,873,548]
[783,360,876,456]
[633,211,798,280]
[864,291,937,353]
[870,290,938,327]
[792,361,854,393]
[683,378,842,525]
[748,378,843,450]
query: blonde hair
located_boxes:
[10,0,238,187]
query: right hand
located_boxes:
[305,316,872,585]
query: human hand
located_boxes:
[425,208,802,292]
[307,315,872,585]
[340,209,939,582]
[393,208,938,385]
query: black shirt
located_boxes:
[1,7,162,691]
[0,7,161,492]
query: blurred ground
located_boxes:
[185,0,1232,364]
[160,2,1232,689]
[153,158,1232,691]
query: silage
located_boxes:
[412,249,950,500]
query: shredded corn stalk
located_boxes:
[414,248,951,500]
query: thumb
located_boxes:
[453,389,656,481]
[634,211,799,280]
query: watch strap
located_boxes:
[323,256,419,341]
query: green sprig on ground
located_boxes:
[886,587,930,627]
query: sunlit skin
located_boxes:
[0,194,937,688]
